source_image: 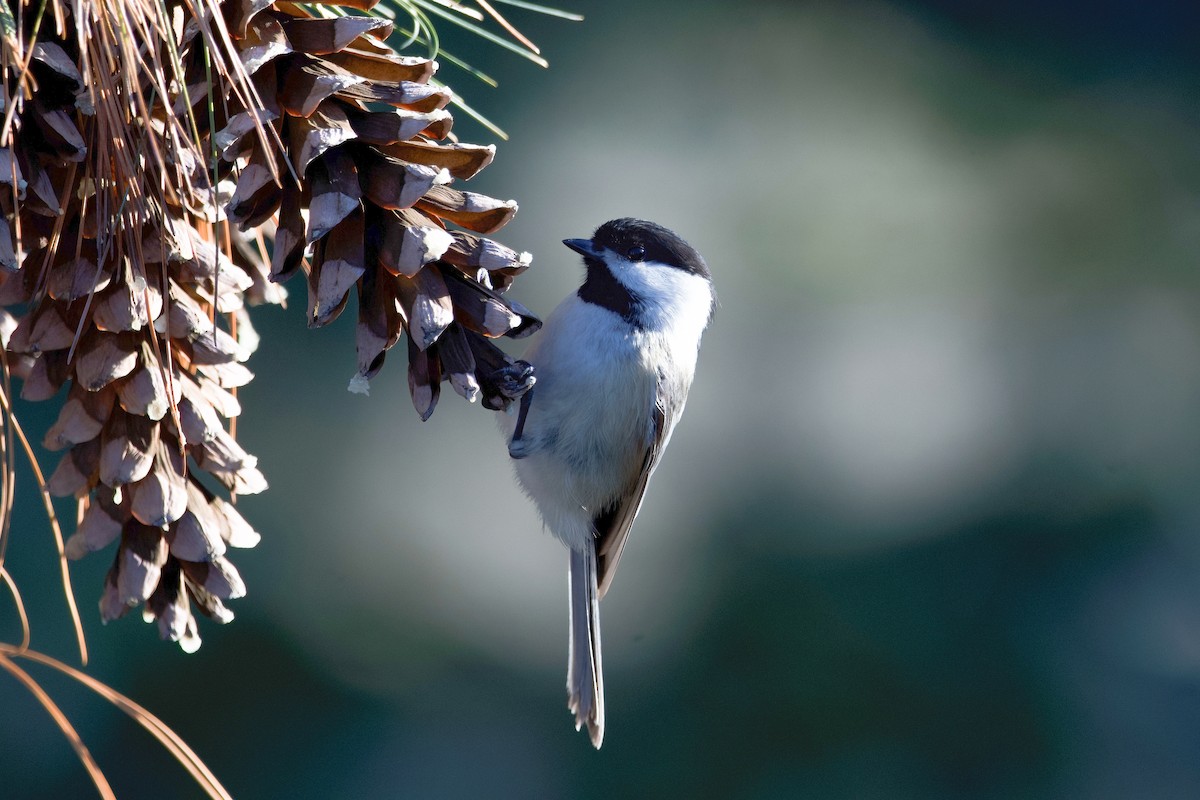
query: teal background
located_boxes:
[3,0,1200,797]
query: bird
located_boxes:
[498,217,714,748]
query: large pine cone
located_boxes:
[0,0,538,650]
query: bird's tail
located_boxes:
[567,543,605,748]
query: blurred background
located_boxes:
[4,0,1200,797]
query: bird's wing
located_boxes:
[594,387,679,598]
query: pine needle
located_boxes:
[475,0,539,54]
[0,382,88,666]
[0,567,31,651]
[488,0,582,20]
[0,651,116,800]
[412,0,549,67]
[435,80,508,139]
[420,0,484,21]
[2,645,235,800]
[0,353,16,572]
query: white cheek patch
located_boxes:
[610,256,713,339]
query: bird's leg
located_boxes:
[488,359,538,458]
[508,386,535,459]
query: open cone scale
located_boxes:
[0,0,538,650]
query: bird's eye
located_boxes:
[627,245,646,261]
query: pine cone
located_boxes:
[0,0,280,651]
[219,0,540,416]
[0,0,538,650]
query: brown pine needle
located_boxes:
[0,651,116,800]
[0,354,15,569]
[475,0,539,54]
[0,566,31,651]
[0,384,88,666]
[1,644,235,800]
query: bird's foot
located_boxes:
[492,360,536,400]
[508,437,534,460]
[506,373,536,459]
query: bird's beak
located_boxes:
[563,238,596,257]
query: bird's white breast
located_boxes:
[511,295,655,513]
[502,262,712,551]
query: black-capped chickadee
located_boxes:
[499,218,714,748]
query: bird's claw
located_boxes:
[508,437,533,459]
[493,360,536,400]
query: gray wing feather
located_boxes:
[595,389,678,598]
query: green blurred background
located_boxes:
[4,0,1200,797]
